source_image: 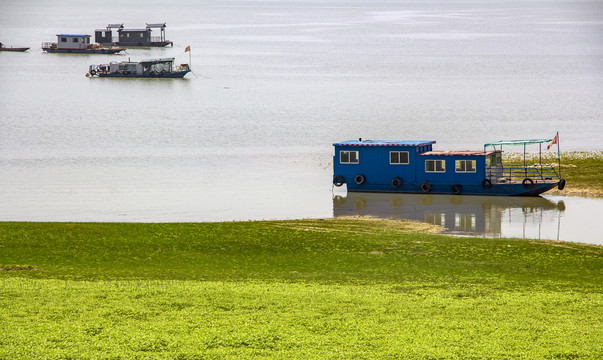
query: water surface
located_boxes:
[1,0,601,244]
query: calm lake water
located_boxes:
[1,0,602,244]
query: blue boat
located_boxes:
[332,135,565,196]
[87,58,190,78]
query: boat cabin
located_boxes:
[52,34,91,50]
[333,139,492,190]
[95,23,172,47]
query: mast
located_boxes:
[557,131,561,178]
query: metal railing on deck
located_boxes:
[486,164,559,183]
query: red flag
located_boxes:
[547,133,558,150]
[185,46,190,52]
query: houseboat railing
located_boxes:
[486,164,559,183]
[41,42,56,49]
[150,36,164,43]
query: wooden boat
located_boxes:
[42,34,124,54]
[0,43,29,52]
[332,133,565,196]
[87,58,190,78]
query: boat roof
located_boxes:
[419,150,497,156]
[146,23,167,28]
[333,140,436,147]
[120,28,149,32]
[485,138,553,147]
[140,58,175,64]
[57,34,90,37]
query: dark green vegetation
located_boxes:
[1,219,602,359]
[505,151,603,197]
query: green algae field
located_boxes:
[1,219,601,359]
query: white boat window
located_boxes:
[425,160,445,173]
[455,160,476,173]
[390,151,409,165]
[340,150,359,164]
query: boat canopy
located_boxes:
[484,139,552,147]
[140,58,175,64]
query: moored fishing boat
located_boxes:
[87,58,190,78]
[0,42,30,52]
[332,134,565,196]
[42,34,124,54]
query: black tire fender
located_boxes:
[333,176,345,187]
[557,178,566,190]
[482,179,492,189]
[522,178,534,189]
[391,177,402,188]
[354,174,365,185]
[450,184,462,195]
[420,182,432,193]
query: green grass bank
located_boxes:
[505,151,603,197]
[1,219,602,359]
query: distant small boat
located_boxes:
[0,42,29,52]
[42,34,124,54]
[87,58,191,78]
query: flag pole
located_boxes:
[185,45,191,68]
[557,131,561,178]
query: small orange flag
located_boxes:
[547,133,558,150]
[185,46,190,52]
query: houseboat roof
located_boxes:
[140,58,175,64]
[419,150,497,156]
[333,140,436,147]
[146,23,167,28]
[57,34,91,37]
[120,28,148,32]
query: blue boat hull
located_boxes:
[97,70,190,78]
[343,181,560,196]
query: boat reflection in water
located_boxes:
[333,192,566,240]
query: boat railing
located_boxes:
[487,164,559,183]
[150,36,164,43]
[41,42,56,49]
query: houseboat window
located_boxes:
[61,38,67,42]
[390,151,409,165]
[486,153,502,166]
[425,160,445,173]
[340,150,359,164]
[455,160,476,173]
[72,38,78,43]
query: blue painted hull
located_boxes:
[97,70,190,78]
[43,48,124,54]
[344,181,559,196]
